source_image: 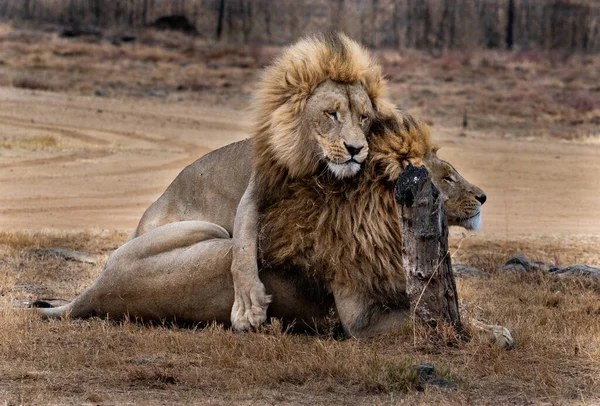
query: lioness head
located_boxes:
[425,149,487,231]
[302,79,373,179]
[367,111,486,231]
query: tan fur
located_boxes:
[253,33,384,175]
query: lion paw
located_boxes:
[470,318,516,350]
[231,280,272,332]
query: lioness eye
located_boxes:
[444,176,455,183]
[326,111,338,121]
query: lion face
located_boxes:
[302,79,373,179]
[425,151,487,231]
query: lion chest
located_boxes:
[258,180,406,297]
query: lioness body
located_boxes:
[131,140,252,239]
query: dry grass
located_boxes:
[1,230,599,405]
[11,72,61,91]
[450,234,600,271]
[0,135,59,150]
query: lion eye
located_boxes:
[325,111,339,121]
[444,176,456,183]
[360,114,368,124]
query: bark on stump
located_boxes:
[394,164,466,336]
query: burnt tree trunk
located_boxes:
[394,164,465,336]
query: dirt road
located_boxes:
[1,87,599,235]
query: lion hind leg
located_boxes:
[333,287,410,338]
[122,220,230,260]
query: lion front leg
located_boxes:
[333,285,410,338]
[230,173,272,331]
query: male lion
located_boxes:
[131,32,393,331]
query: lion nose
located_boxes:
[476,193,487,205]
[344,142,364,157]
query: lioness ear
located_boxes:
[432,145,442,155]
[369,110,400,138]
[408,157,424,167]
[399,157,424,169]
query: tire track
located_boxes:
[0,186,167,203]
[0,115,207,173]
[0,116,111,145]
[1,202,143,214]
[0,89,248,229]
[0,150,113,170]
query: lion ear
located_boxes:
[408,157,424,167]
[399,157,424,170]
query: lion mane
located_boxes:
[252,32,394,207]
[250,31,432,303]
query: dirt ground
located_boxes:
[1,24,600,405]
[1,87,599,238]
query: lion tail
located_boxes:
[37,303,72,319]
[35,294,95,320]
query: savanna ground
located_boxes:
[0,22,599,405]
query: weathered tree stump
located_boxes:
[394,164,466,336]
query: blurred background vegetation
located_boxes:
[0,0,598,52]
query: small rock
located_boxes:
[550,264,600,279]
[121,34,136,43]
[411,363,456,389]
[500,254,553,273]
[412,362,435,381]
[94,89,107,97]
[452,264,484,277]
[149,90,169,99]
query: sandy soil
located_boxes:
[1,87,598,237]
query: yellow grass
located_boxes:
[0,135,59,150]
[1,230,599,404]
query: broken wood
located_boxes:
[394,164,466,336]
